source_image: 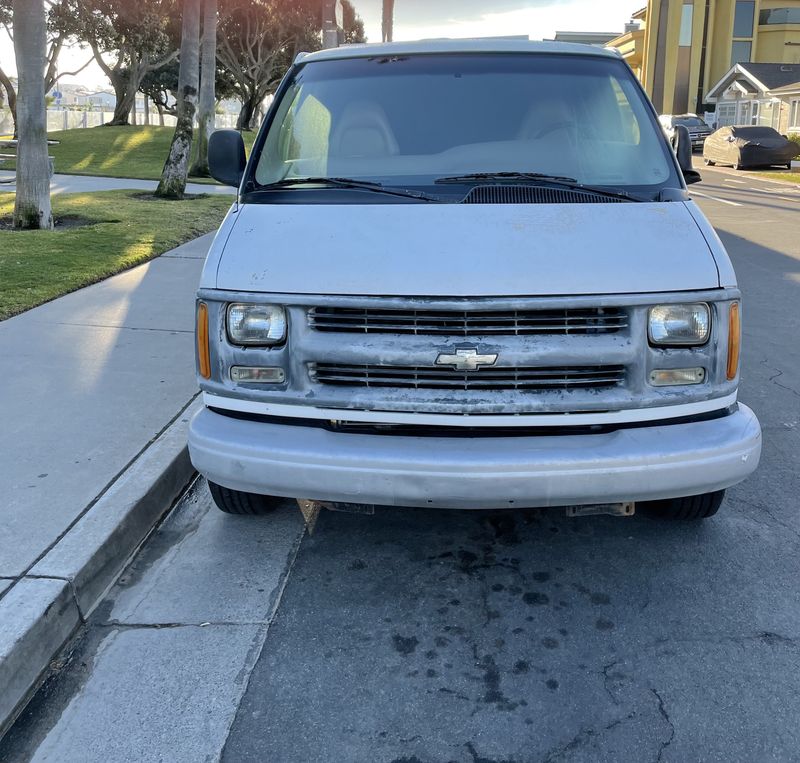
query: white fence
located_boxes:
[0,107,239,134]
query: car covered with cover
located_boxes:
[703,126,799,170]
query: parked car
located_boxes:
[659,113,712,151]
[703,126,800,170]
[190,39,761,522]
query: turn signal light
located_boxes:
[197,302,211,379]
[230,366,285,383]
[727,302,741,381]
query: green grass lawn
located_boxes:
[0,126,257,183]
[751,170,800,185]
[0,189,232,320]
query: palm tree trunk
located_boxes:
[12,0,52,230]
[155,0,202,198]
[189,0,217,177]
[382,0,394,42]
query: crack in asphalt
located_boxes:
[465,741,518,763]
[651,688,675,763]
[760,359,800,399]
[541,711,638,762]
[601,660,621,705]
[729,495,800,544]
[648,631,800,650]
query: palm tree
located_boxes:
[189,0,217,177]
[12,0,52,229]
[382,0,394,42]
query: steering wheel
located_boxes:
[535,120,575,139]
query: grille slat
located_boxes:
[462,185,626,205]
[310,364,625,391]
[309,307,627,336]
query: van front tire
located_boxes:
[208,481,282,515]
[641,489,725,520]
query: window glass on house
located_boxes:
[759,8,800,25]
[679,5,693,46]
[733,1,755,37]
[757,100,774,128]
[791,100,800,130]
[739,101,751,125]
[730,40,752,66]
[717,103,736,127]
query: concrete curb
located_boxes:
[0,397,202,737]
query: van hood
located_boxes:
[214,202,720,296]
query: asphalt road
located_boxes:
[2,165,799,763]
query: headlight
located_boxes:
[648,303,710,346]
[227,303,287,345]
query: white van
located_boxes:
[189,39,761,520]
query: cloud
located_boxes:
[356,0,642,42]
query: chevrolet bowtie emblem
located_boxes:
[435,348,498,371]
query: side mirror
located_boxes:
[209,129,246,187]
[672,124,702,185]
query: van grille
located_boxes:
[308,307,627,336]
[309,363,626,391]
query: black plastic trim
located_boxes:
[207,404,737,438]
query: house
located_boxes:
[82,91,117,110]
[45,84,117,110]
[705,61,800,132]
[608,1,800,116]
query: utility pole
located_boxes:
[322,0,343,49]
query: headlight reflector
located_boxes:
[648,303,710,346]
[227,303,287,345]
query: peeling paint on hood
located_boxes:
[212,202,720,296]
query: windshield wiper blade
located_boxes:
[255,177,443,202]
[436,171,578,184]
[435,172,649,202]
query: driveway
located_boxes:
[1,166,798,762]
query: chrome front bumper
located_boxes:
[188,404,761,509]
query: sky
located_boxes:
[0,0,642,91]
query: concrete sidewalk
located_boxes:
[0,170,234,195]
[0,233,214,733]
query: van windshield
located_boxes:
[675,117,707,127]
[252,53,679,195]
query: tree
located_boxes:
[12,0,52,229]
[54,0,178,126]
[188,0,216,177]
[216,0,321,131]
[155,0,200,198]
[139,59,180,123]
[342,0,365,44]
[1,0,92,136]
[0,70,17,134]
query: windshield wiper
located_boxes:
[435,171,650,202]
[437,171,579,184]
[254,177,444,202]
